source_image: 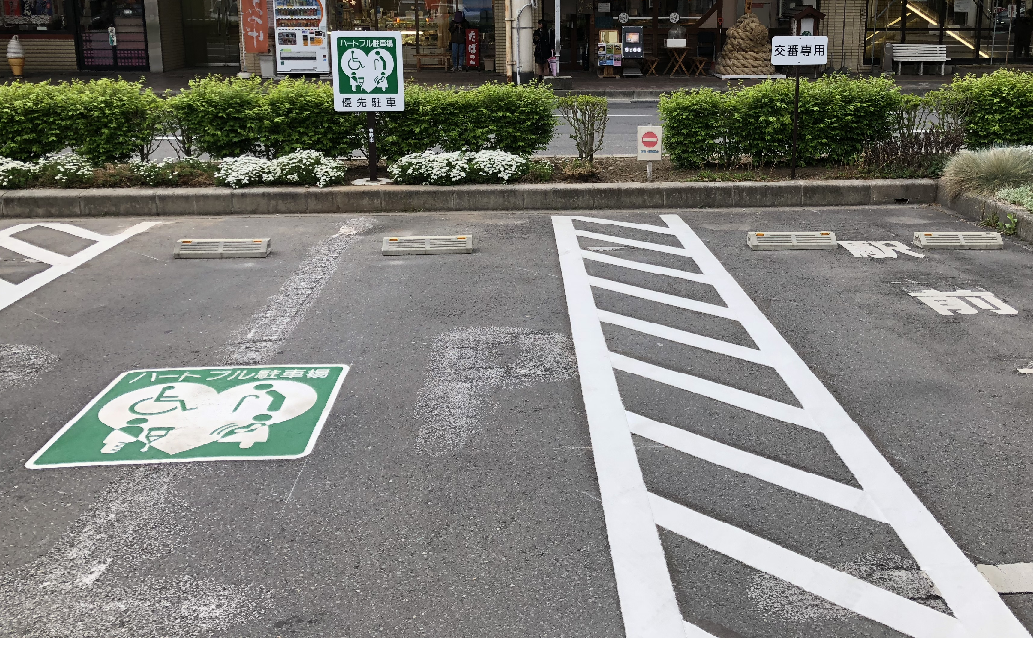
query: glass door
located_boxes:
[182,0,241,66]
[77,0,149,69]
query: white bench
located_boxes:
[891,44,949,75]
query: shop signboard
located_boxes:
[26,365,350,469]
[465,28,480,69]
[243,0,269,54]
[331,31,405,112]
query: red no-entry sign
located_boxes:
[637,125,662,161]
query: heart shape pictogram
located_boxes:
[340,47,395,93]
[97,380,318,455]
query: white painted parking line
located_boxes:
[649,494,966,638]
[553,216,697,638]
[0,221,159,314]
[909,289,1018,316]
[553,213,1029,637]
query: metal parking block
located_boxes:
[913,232,1004,249]
[382,235,473,256]
[174,238,272,259]
[747,231,837,250]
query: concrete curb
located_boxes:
[935,184,1033,245]
[0,179,937,218]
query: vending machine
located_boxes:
[621,26,644,77]
[274,0,331,74]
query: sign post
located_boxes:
[771,36,828,180]
[331,31,405,182]
[637,125,662,181]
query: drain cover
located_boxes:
[174,238,271,259]
[913,232,1003,249]
[382,235,473,256]
[747,231,836,250]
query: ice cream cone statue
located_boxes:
[7,35,25,77]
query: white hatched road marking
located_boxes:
[0,222,159,313]
[552,214,1029,638]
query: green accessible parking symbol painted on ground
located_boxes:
[27,365,349,469]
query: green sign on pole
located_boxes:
[27,365,349,469]
[331,31,405,113]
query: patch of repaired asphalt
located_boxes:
[0,344,58,394]
[413,327,578,455]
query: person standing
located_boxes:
[449,11,471,72]
[1014,10,1032,60]
[533,19,553,81]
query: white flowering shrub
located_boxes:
[214,150,348,188]
[128,157,217,187]
[0,157,36,189]
[213,155,270,188]
[35,153,95,187]
[389,150,528,185]
[0,152,96,189]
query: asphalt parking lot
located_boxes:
[0,204,1030,637]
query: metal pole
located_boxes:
[790,64,800,180]
[647,161,653,181]
[840,0,848,71]
[367,111,378,182]
[1006,11,1012,63]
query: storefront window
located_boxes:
[1,0,71,32]
[341,0,494,61]
[865,0,1029,64]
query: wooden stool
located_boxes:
[642,56,660,76]
[689,56,709,76]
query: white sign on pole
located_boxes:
[1008,4,1017,18]
[330,31,405,113]
[637,125,662,161]
[771,36,829,66]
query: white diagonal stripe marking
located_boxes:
[612,353,819,432]
[649,494,967,638]
[582,250,712,284]
[589,276,733,320]
[570,215,679,234]
[628,412,887,523]
[658,214,1029,637]
[597,309,768,365]
[574,230,698,258]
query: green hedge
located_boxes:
[660,75,900,168]
[0,81,76,161]
[933,69,1033,149]
[376,82,556,161]
[0,76,555,165]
